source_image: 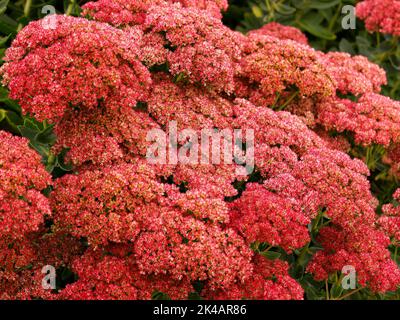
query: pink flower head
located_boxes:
[320,52,387,95]
[204,255,304,300]
[51,161,166,246]
[53,106,160,168]
[144,4,242,93]
[60,249,193,300]
[134,210,254,291]
[379,189,400,241]
[308,225,400,293]
[318,94,400,146]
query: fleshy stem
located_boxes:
[17,0,33,31]
[276,91,299,111]
[66,0,77,16]
[335,287,363,300]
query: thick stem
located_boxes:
[23,0,32,17]
[66,0,76,16]
[17,0,33,31]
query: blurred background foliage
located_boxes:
[223,1,400,240]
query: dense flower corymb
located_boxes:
[239,34,336,107]
[319,52,387,96]
[53,106,160,167]
[307,225,400,293]
[60,249,194,300]
[205,255,305,300]
[51,160,254,291]
[82,0,228,27]
[317,93,400,146]
[229,183,310,252]
[144,4,243,93]
[379,189,400,241]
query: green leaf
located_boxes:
[319,8,333,21]
[55,148,73,172]
[18,125,39,141]
[251,4,263,18]
[22,117,40,131]
[297,18,336,40]
[261,250,281,260]
[275,3,296,15]
[35,124,56,145]
[28,141,50,158]
[0,86,21,114]
[0,108,5,122]
[0,33,9,46]
[0,0,8,16]
[0,108,22,133]
[0,48,5,60]
[308,246,323,254]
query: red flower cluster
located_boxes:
[82,0,228,27]
[0,131,51,238]
[206,255,304,300]
[319,52,387,96]
[318,94,400,146]
[0,132,83,298]
[238,34,336,106]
